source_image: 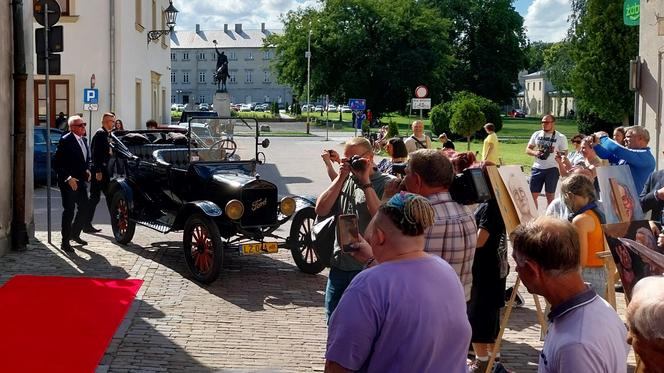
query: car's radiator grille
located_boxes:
[241,188,277,226]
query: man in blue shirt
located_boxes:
[591,126,655,193]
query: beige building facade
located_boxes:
[1,0,36,256]
[33,0,173,130]
[637,0,664,167]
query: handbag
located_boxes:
[312,214,336,267]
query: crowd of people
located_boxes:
[319,116,664,373]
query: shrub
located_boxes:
[450,100,485,150]
[429,91,502,139]
[387,120,399,138]
[576,108,617,135]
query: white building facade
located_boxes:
[516,71,575,118]
[33,0,172,129]
[171,24,293,107]
[637,0,664,167]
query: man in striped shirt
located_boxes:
[403,149,478,300]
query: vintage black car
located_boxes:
[107,117,325,283]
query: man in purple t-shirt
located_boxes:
[325,193,471,372]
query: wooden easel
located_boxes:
[484,166,548,373]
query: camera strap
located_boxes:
[411,135,427,149]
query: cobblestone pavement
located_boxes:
[4,134,637,372]
[0,226,637,372]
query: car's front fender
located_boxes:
[172,200,223,231]
[293,195,316,214]
[107,178,134,210]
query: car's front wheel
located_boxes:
[183,214,224,284]
[289,207,326,274]
[110,191,136,244]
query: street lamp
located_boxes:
[305,24,311,134]
[147,0,179,44]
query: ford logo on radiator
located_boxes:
[251,198,268,212]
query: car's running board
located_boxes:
[133,219,171,233]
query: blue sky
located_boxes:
[175,0,571,43]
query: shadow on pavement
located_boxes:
[103,237,327,312]
[256,163,314,196]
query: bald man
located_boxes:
[525,115,568,208]
[627,276,664,373]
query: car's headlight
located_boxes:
[280,197,296,217]
[225,199,244,220]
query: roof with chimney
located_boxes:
[170,23,281,49]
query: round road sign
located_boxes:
[415,85,429,98]
[34,0,61,27]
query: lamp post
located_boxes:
[147,0,178,44]
[305,24,311,134]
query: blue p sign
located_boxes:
[84,88,99,104]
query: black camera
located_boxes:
[449,168,492,205]
[391,163,407,176]
[346,155,367,172]
[537,146,553,160]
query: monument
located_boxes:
[212,39,230,117]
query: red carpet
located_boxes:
[0,275,143,372]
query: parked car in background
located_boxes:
[176,104,186,112]
[301,104,314,113]
[240,104,252,112]
[199,103,210,111]
[339,105,352,113]
[34,127,64,185]
[510,109,526,118]
[327,104,338,112]
[314,105,324,113]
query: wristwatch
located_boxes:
[359,183,373,191]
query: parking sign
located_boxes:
[84,88,99,104]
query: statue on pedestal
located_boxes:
[212,40,230,92]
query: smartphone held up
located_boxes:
[338,214,360,253]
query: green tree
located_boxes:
[450,100,485,150]
[568,0,638,124]
[525,41,553,73]
[265,0,453,118]
[430,91,501,137]
[427,0,528,104]
[543,41,574,92]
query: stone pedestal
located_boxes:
[214,91,231,118]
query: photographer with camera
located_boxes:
[396,149,478,301]
[526,115,568,208]
[317,137,395,320]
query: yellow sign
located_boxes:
[241,242,278,255]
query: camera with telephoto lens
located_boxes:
[391,163,407,176]
[345,155,367,172]
[449,168,493,205]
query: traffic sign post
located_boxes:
[413,85,430,119]
[34,0,62,244]
[84,83,99,127]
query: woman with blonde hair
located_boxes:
[561,173,608,298]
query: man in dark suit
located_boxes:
[54,115,91,253]
[640,166,664,223]
[84,113,115,233]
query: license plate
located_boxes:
[241,242,278,255]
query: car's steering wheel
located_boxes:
[209,138,237,160]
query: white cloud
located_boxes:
[174,0,319,31]
[523,0,572,43]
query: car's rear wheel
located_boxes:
[183,214,223,284]
[110,191,136,244]
[289,207,326,274]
